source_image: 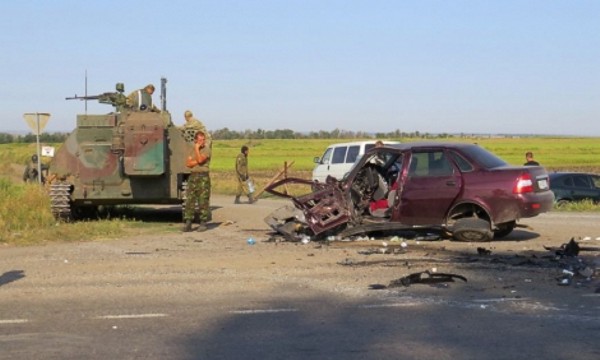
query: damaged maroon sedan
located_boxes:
[265,142,554,242]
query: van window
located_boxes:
[346,145,360,163]
[320,148,333,164]
[332,146,347,164]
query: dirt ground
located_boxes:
[209,195,600,295]
[50,193,597,306]
[1,194,599,359]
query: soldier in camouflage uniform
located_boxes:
[235,145,254,204]
[126,84,159,112]
[182,110,212,147]
[22,154,48,184]
[183,130,212,232]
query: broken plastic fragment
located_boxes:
[557,276,571,286]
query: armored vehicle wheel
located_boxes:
[49,181,73,221]
[452,218,493,242]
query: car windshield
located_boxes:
[461,145,508,169]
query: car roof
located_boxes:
[549,172,598,178]
[383,141,480,151]
[323,140,401,147]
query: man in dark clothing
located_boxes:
[524,151,540,166]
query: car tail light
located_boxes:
[513,173,534,194]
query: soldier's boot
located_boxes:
[182,220,193,232]
[248,194,255,204]
[234,196,241,204]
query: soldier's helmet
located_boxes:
[31,154,38,162]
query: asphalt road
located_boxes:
[0,196,599,359]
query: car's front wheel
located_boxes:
[452,218,493,242]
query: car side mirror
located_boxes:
[313,157,321,164]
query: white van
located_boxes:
[312,140,400,182]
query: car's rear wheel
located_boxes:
[556,199,570,208]
[493,220,516,239]
[452,218,493,242]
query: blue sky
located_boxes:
[1,1,598,135]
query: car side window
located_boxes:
[408,151,453,177]
[331,146,347,164]
[449,151,473,172]
[592,175,600,188]
[563,176,574,187]
[573,175,591,189]
[408,153,426,177]
[320,148,333,164]
[346,145,360,163]
[428,151,454,176]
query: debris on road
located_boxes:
[477,247,492,256]
[544,238,598,287]
[357,247,406,255]
[544,237,600,258]
[369,270,467,289]
[544,238,580,257]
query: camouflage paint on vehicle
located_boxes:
[49,79,195,219]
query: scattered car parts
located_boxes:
[369,270,467,289]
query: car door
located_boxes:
[397,150,462,225]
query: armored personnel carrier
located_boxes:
[48,78,199,219]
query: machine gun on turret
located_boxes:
[66,82,127,112]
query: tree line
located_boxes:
[0,128,460,144]
[0,132,70,144]
[211,128,457,140]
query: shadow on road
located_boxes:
[0,270,25,287]
[76,205,223,223]
[176,291,598,360]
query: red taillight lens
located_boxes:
[513,173,534,194]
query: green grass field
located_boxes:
[212,137,600,172]
[3,137,600,193]
[4,136,600,173]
